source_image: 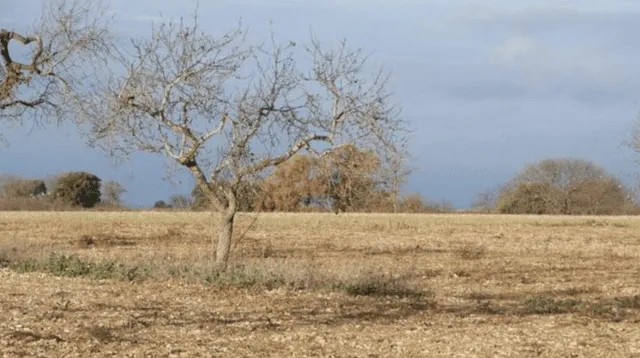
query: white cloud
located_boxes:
[492,36,537,62]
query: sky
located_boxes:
[2,0,640,208]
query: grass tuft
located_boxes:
[332,273,424,298]
[455,243,487,260]
[9,252,151,282]
[2,250,427,299]
[521,296,583,315]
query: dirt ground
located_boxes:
[1,212,640,357]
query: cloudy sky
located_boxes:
[2,0,640,208]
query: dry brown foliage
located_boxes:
[1,178,47,198]
[260,145,387,213]
[0,197,65,211]
[1,212,640,356]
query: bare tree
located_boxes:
[495,158,631,215]
[169,194,191,209]
[102,180,127,205]
[471,187,499,213]
[0,0,111,140]
[380,136,412,213]
[83,12,407,269]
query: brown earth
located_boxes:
[1,212,640,357]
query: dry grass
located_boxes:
[1,212,640,356]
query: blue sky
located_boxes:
[2,0,640,208]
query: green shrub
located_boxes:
[153,200,171,209]
[53,172,102,208]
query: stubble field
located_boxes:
[1,212,640,357]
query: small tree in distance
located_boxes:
[102,180,127,206]
[169,194,191,209]
[153,200,171,209]
[471,187,499,213]
[83,11,407,269]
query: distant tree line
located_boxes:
[2,156,637,215]
[0,172,126,211]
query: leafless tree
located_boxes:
[495,158,631,215]
[471,187,499,213]
[169,194,191,209]
[380,136,412,213]
[102,180,127,205]
[0,0,111,140]
[82,12,407,269]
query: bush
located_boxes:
[1,178,47,198]
[493,158,633,215]
[399,193,426,213]
[0,197,71,211]
[169,194,191,209]
[332,272,424,298]
[153,200,171,209]
[52,172,102,208]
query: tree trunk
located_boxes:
[215,189,237,270]
[215,208,236,269]
[392,178,399,214]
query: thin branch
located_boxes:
[240,134,330,177]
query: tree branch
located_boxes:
[240,134,330,177]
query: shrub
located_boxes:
[52,172,102,208]
[1,178,47,198]
[0,197,71,211]
[153,200,171,209]
[169,194,191,209]
[493,158,633,215]
[399,193,426,213]
[332,273,424,298]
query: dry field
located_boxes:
[1,212,640,357]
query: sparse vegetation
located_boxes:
[8,252,151,282]
[0,212,639,356]
[521,295,583,315]
[332,273,425,298]
[455,242,488,260]
[1,246,425,297]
